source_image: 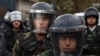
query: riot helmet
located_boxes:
[9,11,23,29]
[28,2,56,34]
[84,7,99,25]
[49,14,85,56]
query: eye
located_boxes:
[69,35,76,40]
[59,34,76,40]
[43,16,49,20]
[69,37,76,41]
[59,35,67,40]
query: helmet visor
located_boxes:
[31,13,51,34]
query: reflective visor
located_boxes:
[31,13,50,34]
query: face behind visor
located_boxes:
[31,13,53,35]
[84,7,99,25]
[49,14,85,56]
[9,11,23,29]
[28,2,56,34]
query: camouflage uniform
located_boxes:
[82,26,100,56]
[19,32,52,56]
[20,2,56,56]
[4,28,26,56]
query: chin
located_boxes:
[15,27,19,28]
[63,49,75,54]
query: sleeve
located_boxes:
[1,34,12,56]
[39,49,52,56]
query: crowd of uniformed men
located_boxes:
[0,2,100,56]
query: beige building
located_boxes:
[16,0,38,18]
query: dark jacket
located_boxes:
[83,25,100,55]
[0,18,12,56]
[4,28,27,56]
[0,34,12,56]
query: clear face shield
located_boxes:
[31,13,51,34]
[51,32,83,56]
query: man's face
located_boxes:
[87,16,96,25]
[58,33,77,54]
[12,20,21,29]
[33,15,49,33]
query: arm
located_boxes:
[1,34,12,56]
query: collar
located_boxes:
[89,25,96,32]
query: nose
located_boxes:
[65,38,70,46]
[38,19,44,25]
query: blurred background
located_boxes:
[0,0,100,19]
[19,0,100,15]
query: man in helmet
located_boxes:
[82,7,100,56]
[4,11,27,56]
[39,14,85,56]
[19,2,56,56]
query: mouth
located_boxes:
[63,48,74,53]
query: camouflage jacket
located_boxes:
[19,32,52,56]
[4,28,27,56]
[83,25,100,55]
